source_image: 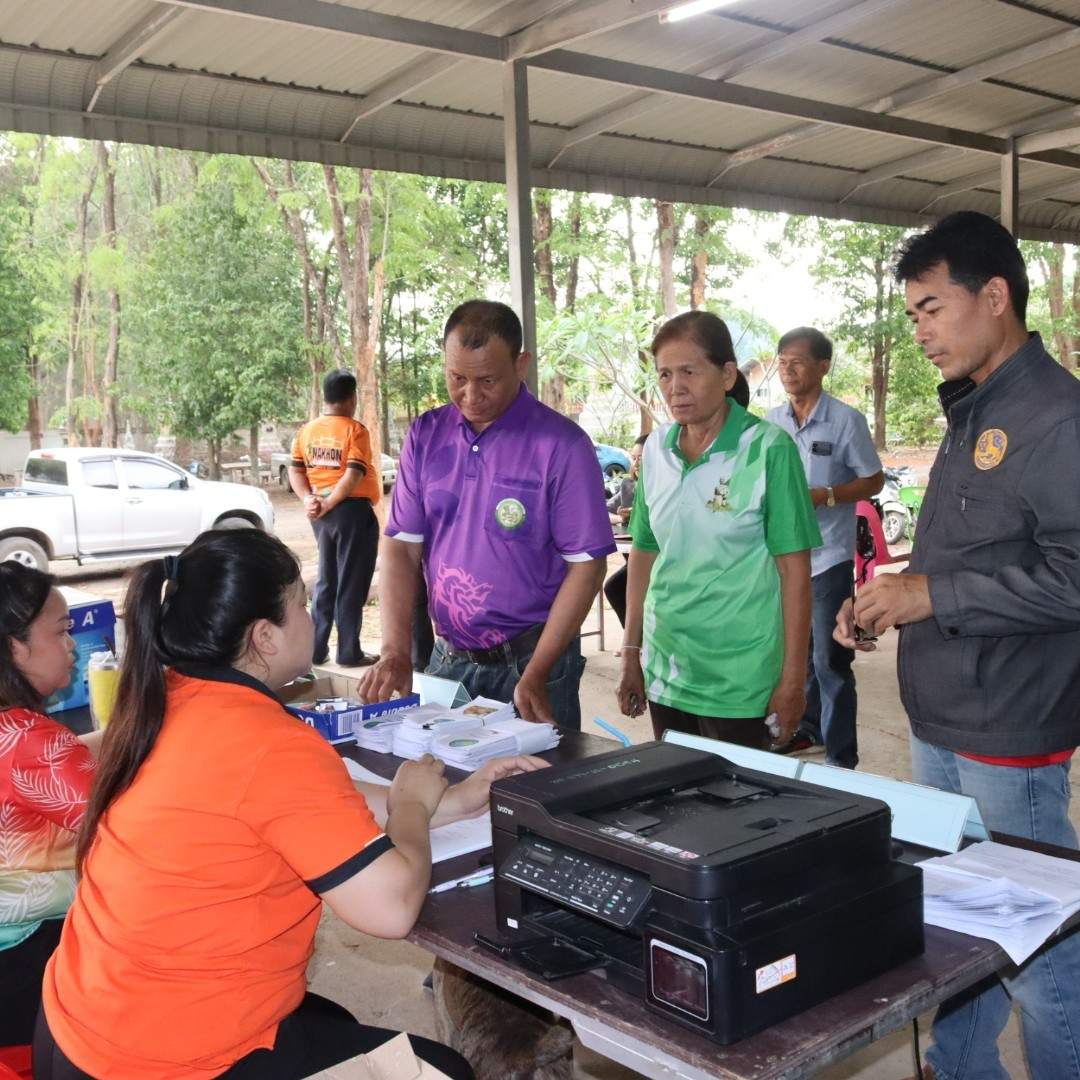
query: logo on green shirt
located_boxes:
[494,498,526,529]
[706,479,731,512]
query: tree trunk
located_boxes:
[533,194,565,414]
[97,141,121,448]
[690,215,709,310]
[323,165,381,457]
[66,159,99,446]
[656,200,678,318]
[249,425,260,486]
[27,349,43,450]
[870,252,888,450]
[566,193,582,313]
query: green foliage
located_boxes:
[885,336,941,445]
[126,174,306,442]
[0,148,36,431]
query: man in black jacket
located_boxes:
[837,211,1080,1080]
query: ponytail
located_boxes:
[77,530,301,871]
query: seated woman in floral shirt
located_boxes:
[0,562,100,1046]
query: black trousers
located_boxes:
[1,918,62,1047]
[34,993,474,1080]
[649,700,768,748]
[311,498,379,665]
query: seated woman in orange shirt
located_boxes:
[37,530,543,1080]
[0,563,100,1048]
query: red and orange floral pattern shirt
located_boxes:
[0,707,95,949]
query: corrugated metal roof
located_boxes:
[0,0,1078,241]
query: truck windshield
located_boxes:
[24,457,68,485]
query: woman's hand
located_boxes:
[431,755,550,826]
[616,653,648,718]
[766,678,806,745]
[388,754,448,820]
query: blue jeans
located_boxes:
[911,735,1080,1080]
[426,636,585,731]
[802,560,858,768]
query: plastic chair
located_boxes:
[855,500,909,583]
[0,1044,33,1079]
[899,485,927,546]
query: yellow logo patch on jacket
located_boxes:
[974,429,1007,470]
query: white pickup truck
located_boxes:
[0,448,275,570]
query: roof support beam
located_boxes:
[339,0,574,142]
[715,25,1080,177]
[1016,124,1080,155]
[507,0,674,60]
[547,0,904,166]
[168,0,505,60]
[87,6,188,112]
[503,60,537,389]
[531,50,1007,155]
[919,167,1001,211]
[1001,142,1019,235]
[837,103,1080,201]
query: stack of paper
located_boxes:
[919,841,1080,963]
[392,704,486,759]
[431,718,559,771]
[355,715,405,753]
[456,696,517,724]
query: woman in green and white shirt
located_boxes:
[616,311,820,749]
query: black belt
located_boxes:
[441,624,544,666]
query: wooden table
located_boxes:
[341,734,1074,1080]
[55,709,1068,1079]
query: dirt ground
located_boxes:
[56,458,1049,1080]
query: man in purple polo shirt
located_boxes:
[358,300,614,729]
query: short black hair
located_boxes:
[894,210,1029,321]
[777,326,832,362]
[632,435,648,447]
[323,369,356,405]
[443,300,523,358]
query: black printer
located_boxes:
[489,741,923,1044]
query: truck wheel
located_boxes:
[0,536,49,570]
[604,463,625,479]
[883,509,907,545]
[215,515,258,531]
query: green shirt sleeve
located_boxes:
[763,430,822,557]
[629,455,659,552]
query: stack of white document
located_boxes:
[431,717,559,771]
[354,716,404,753]
[919,841,1080,963]
[392,704,486,759]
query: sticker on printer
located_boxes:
[755,954,797,994]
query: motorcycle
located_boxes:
[871,465,918,545]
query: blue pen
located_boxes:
[592,717,632,747]
[429,868,495,894]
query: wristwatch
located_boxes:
[825,486,836,507]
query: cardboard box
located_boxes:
[47,587,117,714]
[278,672,419,744]
[304,1032,450,1079]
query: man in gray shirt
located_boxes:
[766,328,882,768]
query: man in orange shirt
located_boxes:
[290,370,380,666]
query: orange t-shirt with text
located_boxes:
[42,668,389,1079]
[291,413,380,503]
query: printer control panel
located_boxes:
[500,838,651,929]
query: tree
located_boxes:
[127,171,305,476]
[788,218,912,449]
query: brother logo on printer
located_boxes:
[550,757,642,785]
[496,805,514,816]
